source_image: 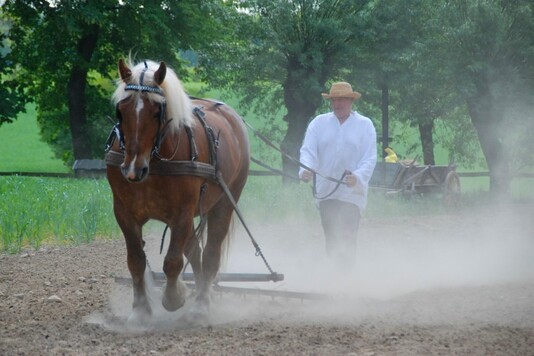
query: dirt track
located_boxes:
[1,201,533,355]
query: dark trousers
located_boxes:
[318,199,361,263]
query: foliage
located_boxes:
[1,0,223,164]
[434,107,485,168]
[370,1,465,162]
[198,0,374,174]
[2,0,534,198]
[197,0,487,172]
[0,10,26,124]
[197,0,534,195]
[435,0,534,193]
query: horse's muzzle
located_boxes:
[121,163,149,182]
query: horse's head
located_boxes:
[112,59,193,182]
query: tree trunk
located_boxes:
[418,121,435,165]
[280,109,312,183]
[280,70,322,183]
[67,25,99,160]
[467,94,511,199]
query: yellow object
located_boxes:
[385,147,398,163]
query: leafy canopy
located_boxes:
[1,0,224,162]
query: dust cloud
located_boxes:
[94,202,534,330]
[221,204,534,299]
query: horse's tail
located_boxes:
[219,214,235,270]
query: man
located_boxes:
[299,81,377,265]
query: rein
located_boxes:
[241,119,348,199]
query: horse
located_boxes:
[105,58,250,324]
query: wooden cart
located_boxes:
[369,161,461,206]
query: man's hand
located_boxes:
[344,170,357,187]
[300,170,313,183]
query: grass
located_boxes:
[0,99,532,254]
[0,173,461,254]
[0,176,120,253]
[0,105,70,173]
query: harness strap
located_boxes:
[241,118,347,186]
[151,101,167,157]
[105,150,217,179]
[125,84,164,95]
[250,156,300,181]
[193,106,218,170]
[193,182,209,243]
[184,126,198,161]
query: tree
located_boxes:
[387,3,465,166]
[198,0,372,179]
[438,0,534,197]
[2,0,220,163]
[0,10,26,124]
[348,0,441,162]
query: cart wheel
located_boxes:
[443,171,461,207]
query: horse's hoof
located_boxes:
[162,294,185,312]
[162,281,187,312]
[127,307,151,325]
[180,302,210,327]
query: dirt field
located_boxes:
[1,201,533,355]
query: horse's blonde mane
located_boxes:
[112,59,194,129]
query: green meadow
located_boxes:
[0,102,531,253]
[0,105,70,173]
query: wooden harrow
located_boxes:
[115,271,329,301]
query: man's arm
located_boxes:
[352,121,377,186]
[299,121,318,182]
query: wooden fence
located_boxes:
[0,159,533,179]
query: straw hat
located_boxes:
[321,82,361,100]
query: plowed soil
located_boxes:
[2,201,533,355]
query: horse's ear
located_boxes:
[154,62,166,85]
[118,59,132,82]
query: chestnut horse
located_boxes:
[105,59,249,323]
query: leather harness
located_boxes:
[104,74,277,277]
[104,104,219,180]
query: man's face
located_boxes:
[330,97,354,120]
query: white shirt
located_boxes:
[299,111,377,210]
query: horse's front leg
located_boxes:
[161,218,192,312]
[120,221,152,323]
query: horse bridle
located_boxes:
[105,62,169,157]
